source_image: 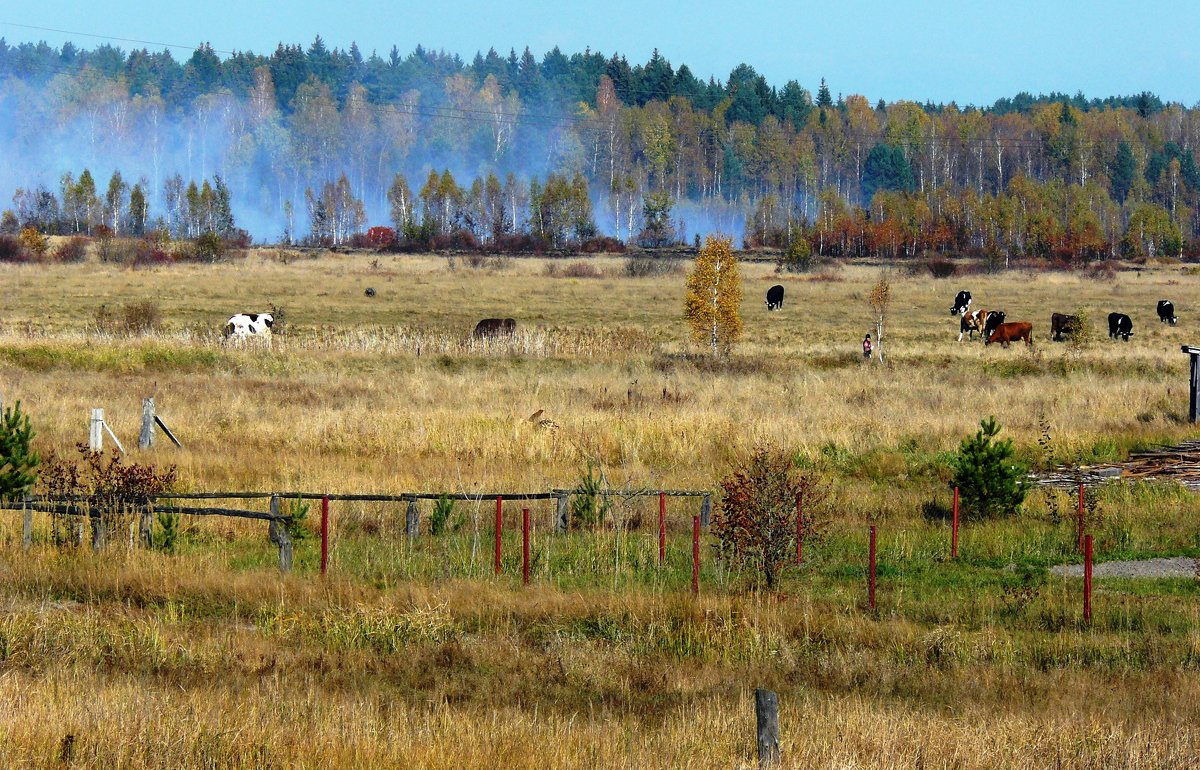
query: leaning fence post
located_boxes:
[555,491,569,533]
[700,493,711,527]
[22,495,32,550]
[268,493,292,572]
[405,498,420,539]
[139,397,155,449]
[755,688,781,767]
[89,408,104,452]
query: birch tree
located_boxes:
[684,235,742,357]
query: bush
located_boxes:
[430,494,456,535]
[0,234,30,263]
[580,236,625,254]
[192,231,225,262]
[562,260,602,278]
[777,238,813,273]
[625,254,680,277]
[18,227,48,258]
[95,301,163,335]
[0,401,40,501]
[282,497,310,541]
[52,237,89,263]
[155,510,180,553]
[950,417,1028,520]
[927,257,957,278]
[714,447,828,589]
[570,462,610,529]
[365,226,396,249]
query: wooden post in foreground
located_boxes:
[405,499,420,539]
[320,495,330,576]
[1184,346,1200,423]
[139,397,156,449]
[755,688,780,767]
[951,486,959,559]
[700,493,712,527]
[691,514,700,595]
[522,507,531,586]
[268,494,292,572]
[868,525,877,611]
[22,496,32,550]
[1083,534,1093,624]
[555,491,569,533]
[494,495,503,576]
[658,492,666,564]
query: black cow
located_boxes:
[1108,312,1132,341]
[983,310,1006,339]
[1157,300,1177,325]
[1050,312,1079,341]
[766,285,785,310]
[473,318,517,338]
[950,290,972,316]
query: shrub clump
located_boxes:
[94,301,163,335]
[714,446,828,589]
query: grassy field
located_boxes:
[1,250,1199,767]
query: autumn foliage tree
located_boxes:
[714,447,828,589]
[684,235,742,357]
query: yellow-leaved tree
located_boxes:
[684,235,743,357]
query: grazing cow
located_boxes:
[986,322,1034,347]
[983,310,1006,340]
[765,285,785,311]
[1157,300,1177,325]
[473,318,517,339]
[224,312,273,340]
[958,308,991,342]
[950,290,972,316]
[1108,312,1133,341]
[1050,312,1080,342]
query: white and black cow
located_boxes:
[983,310,1006,340]
[766,285,785,311]
[1157,300,1178,325]
[950,290,972,316]
[1108,312,1132,341]
[224,312,273,341]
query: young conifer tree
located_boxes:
[684,235,742,357]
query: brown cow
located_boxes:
[473,318,517,338]
[986,322,1033,347]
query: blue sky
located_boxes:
[2,0,1197,106]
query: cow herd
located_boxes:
[949,290,1180,346]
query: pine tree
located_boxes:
[684,235,742,357]
[1109,141,1136,203]
[951,417,1028,520]
[0,401,39,501]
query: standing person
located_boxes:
[862,333,874,360]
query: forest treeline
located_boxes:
[0,37,1198,260]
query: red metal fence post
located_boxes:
[522,507,531,586]
[868,525,877,611]
[658,492,666,564]
[692,514,700,595]
[494,495,503,576]
[1083,534,1093,624]
[1077,483,1085,552]
[795,492,804,566]
[320,495,329,576]
[951,486,959,559]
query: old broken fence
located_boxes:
[2,488,713,573]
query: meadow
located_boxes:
[0,249,1199,767]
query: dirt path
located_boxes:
[1049,557,1198,579]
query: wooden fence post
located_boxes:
[406,499,420,539]
[1077,483,1085,552]
[22,495,32,550]
[268,494,292,572]
[868,525,877,611]
[658,492,666,564]
[555,491,569,533]
[90,509,105,551]
[755,688,781,767]
[700,493,711,527]
[139,397,155,449]
[522,507,531,586]
[795,492,804,566]
[1083,534,1093,624]
[89,408,104,452]
[139,505,153,548]
[494,495,503,576]
[951,486,959,559]
[320,495,330,576]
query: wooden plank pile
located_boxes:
[1030,439,1200,490]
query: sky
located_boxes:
[1,0,1198,106]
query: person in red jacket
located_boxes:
[862,333,874,359]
